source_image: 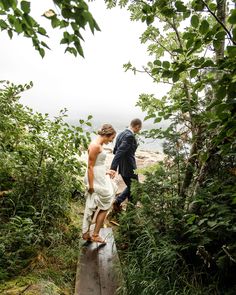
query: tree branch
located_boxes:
[133,66,174,85]
[154,37,176,57]
[200,0,236,45]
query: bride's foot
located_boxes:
[82,232,91,241]
[91,234,106,244]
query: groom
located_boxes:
[110,118,142,212]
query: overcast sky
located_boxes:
[1,1,169,130]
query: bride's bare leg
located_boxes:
[92,209,108,243]
[93,209,107,235]
[82,231,91,241]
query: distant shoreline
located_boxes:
[67,120,165,153]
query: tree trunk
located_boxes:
[215,0,226,61]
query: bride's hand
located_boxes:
[88,187,94,194]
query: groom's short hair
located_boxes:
[130,118,142,127]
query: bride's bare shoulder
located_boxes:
[88,141,101,153]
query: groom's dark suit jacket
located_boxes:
[111,129,138,177]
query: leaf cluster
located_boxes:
[0,0,100,57]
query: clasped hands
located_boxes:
[106,169,116,179]
[88,170,116,194]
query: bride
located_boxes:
[82,124,117,244]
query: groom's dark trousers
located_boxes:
[110,129,138,205]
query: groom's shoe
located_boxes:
[113,202,122,213]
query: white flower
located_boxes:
[43,9,55,18]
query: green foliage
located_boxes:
[0,0,100,57]
[117,160,236,294]
[0,81,90,280]
[109,0,236,293]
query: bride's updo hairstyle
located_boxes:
[98,124,116,137]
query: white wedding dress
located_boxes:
[82,150,117,234]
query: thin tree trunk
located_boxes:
[192,0,226,199]
[215,0,226,61]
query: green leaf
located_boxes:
[74,41,84,57]
[60,20,69,28]
[202,60,214,67]
[213,39,222,50]
[8,0,17,9]
[190,68,198,78]
[41,41,50,50]
[63,31,72,43]
[39,48,45,58]
[142,4,151,14]
[88,18,95,34]
[227,46,236,57]
[7,29,13,39]
[38,27,47,36]
[192,0,204,11]
[172,72,180,82]
[162,61,170,69]
[198,218,207,226]
[216,87,227,100]
[0,19,8,29]
[183,10,191,19]
[154,117,162,123]
[1,0,11,10]
[233,28,236,41]
[14,8,22,17]
[215,30,226,41]
[7,14,15,25]
[151,68,160,75]
[65,47,77,57]
[191,15,199,28]
[199,19,209,34]
[216,103,228,114]
[60,38,68,44]
[14,18,22,33]
[146,15,154,25]
[61,8,72,19]
[162,70,172,78]
[208,121,220,129]
[154,60,161,66]
[23,14,35,26]
[93,19,100,32]
[173,48,184,54]
[228,9,236,24]
[208,2,217,10]
[21,1,30,14]
[194,39,202,51]
[187,214,197,224]
[207,220,217,228]
[175,1,187,12]
[161,7,175,17]
[51,16,61,28]
[227,126,236,137]
[183,32,195,40]
[186,39,194,49]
